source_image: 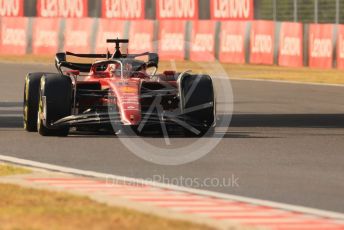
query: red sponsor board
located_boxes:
[211,0,253,20]
[308,24,333,69]
[37,0,87,18]
[250,20,275,65]
[158,20,186,60]
[64,18,93,53]
[157,0,198,20]
[336,25,344,69]
[95,19,126,53]
[32,18,60,55]
[278,22,303,67]
[0,0,23,16]
[219,21,247,64]
[129,21,154,53]
[190,20,215,62]
[0,17,27,55]
[102,0,144,19]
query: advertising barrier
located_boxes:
[157,0,198,20]
[211,0,254,20]
[32,18,60,54]
[95,19,126,53]
[308,24,334,69]
[0,17,28,55]
[102,0,144,19]
[158,20,186,60]
[2,14,344,71]
[219,21,247,64]
[128,20,154,53]
[278,22,303,67]
[337,25,344,69]
[189,20,215,62]
[0,0,23,17]
[36,0,88,18]
[64,18,93,53]
[250,20,274,65]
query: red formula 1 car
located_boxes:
[23,39,215,136]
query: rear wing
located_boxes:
[55,52,111,73]
[55,51,159,73]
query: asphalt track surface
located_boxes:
[1,62,344,213]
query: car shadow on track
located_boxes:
[0,102,23,128]
[3,113,344,130]
[227,114,344,128]
[0,116,22,128]
[2,101,344,130]
[36,112,344,138]
[66,129,278,139]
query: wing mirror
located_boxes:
[147,53,159,68]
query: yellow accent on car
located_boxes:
[120,86,136,93]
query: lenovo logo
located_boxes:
[103,0,143,19]
[161,31,184,51]
[2,27,26,46]
[130,33,151,51]
[0,0,22,16]
[38,0,86,18]
[221,34,243,52]
[310,34,332,58]
[251,33,272,54]
[65,31,87,47]
[213,0,252,19]
[280,36,301,56]
[34,30,57,47]
[191,34,213,52]
[338,34,344,58]
[158,0,197,19]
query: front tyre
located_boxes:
[179,74,216,137]
[37,74,72,136]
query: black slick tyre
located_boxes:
[37,74,72,136]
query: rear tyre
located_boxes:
[37,74,72,136]
[179,74,215,137]
[23,73,47,132]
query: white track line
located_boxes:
[0,154,343,221]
